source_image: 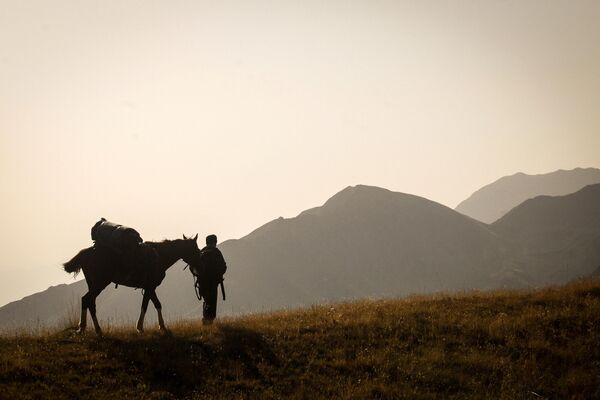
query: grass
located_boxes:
[1,279,599,399]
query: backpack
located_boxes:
[191,247,226,283]
[91,218,143,251]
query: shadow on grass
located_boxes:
[84,325,279,398]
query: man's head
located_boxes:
[206,234,218,247]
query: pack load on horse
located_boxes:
[64,218,201,335]
[91,218,143,252]
[188,234,227,325]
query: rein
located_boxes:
[184,263,203,301]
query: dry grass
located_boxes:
[1,279,599,399]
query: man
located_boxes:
[195,234,227,325]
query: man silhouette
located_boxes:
[196,234,227,325]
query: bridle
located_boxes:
[183,261,203,301]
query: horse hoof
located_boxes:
[137,328,144,334]
[76,327,86,334]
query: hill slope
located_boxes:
[491,183,600,284]
[0,281,86,332]
[1,279,599,399]
[1,185,518,331]
[456,167,600,223]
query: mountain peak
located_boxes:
[456,167,600,223]
[324,184,393,204]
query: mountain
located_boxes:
[455,168,600,223]
[1,185,521,331]
[220,185,518,311]
[491,183,600,284]
[0,280,86,333]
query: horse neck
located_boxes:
[152,241,189,272]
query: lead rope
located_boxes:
[184,263,203,301]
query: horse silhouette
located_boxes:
[63,234,199,335]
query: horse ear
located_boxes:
[183,234,188,240]
[193,233,198,241]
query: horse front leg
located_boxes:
[149,290,166,331]
[137,290,151,333]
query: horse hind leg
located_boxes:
[88,292,103,335]
[82,282,109,335]
[77,292,91,333]
[77,289,102,334]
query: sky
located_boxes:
[1,0,599,307]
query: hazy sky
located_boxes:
[1,0,599,306]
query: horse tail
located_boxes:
[63,247,93,277]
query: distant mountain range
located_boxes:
[492,183,600,284]
[2,178,600,332]
[455,168,600,223]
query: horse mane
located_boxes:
[145,238,183,247]
[146,239,171,244]
[145,239,193,255]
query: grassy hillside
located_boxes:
[1,279,599,400]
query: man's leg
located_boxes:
[202,284,218,324]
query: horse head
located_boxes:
[181,233,200,264]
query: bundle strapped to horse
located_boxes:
[91,218,143,252]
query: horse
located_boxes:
[63,234,200,335]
